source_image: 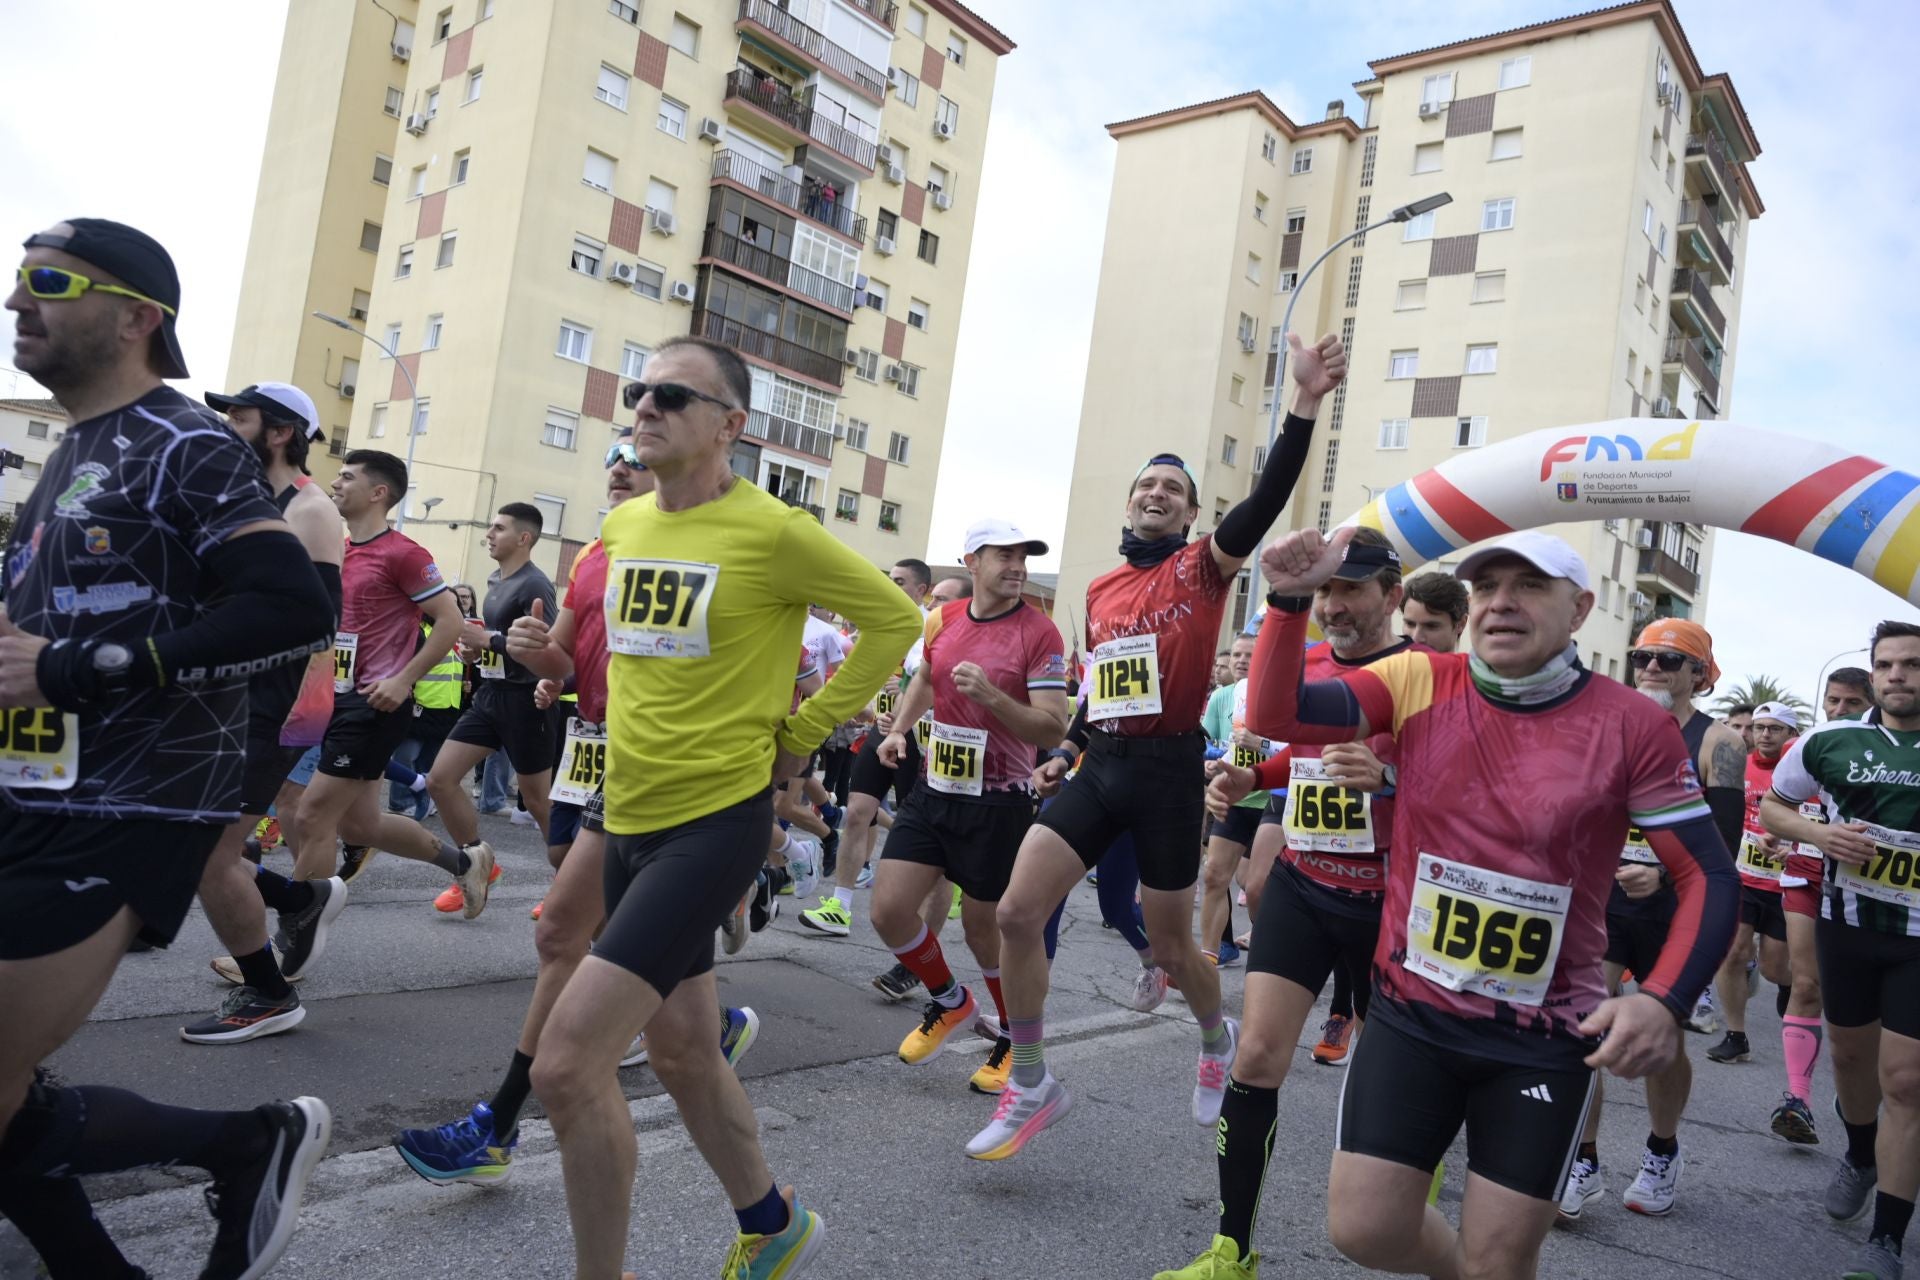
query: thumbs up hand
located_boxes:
[507,598,553,660]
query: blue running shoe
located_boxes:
[394,1101,517,1187]
[723,1187,825,1279]
[818,803,843,831]
[1214,940,1243,968]
[722,1006,762,1068]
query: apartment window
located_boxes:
[369,404,388,438]
[1321,439,1340,491]
[1245,252,1261,284]
[852,350,880,382]
[360,221,382,252]
[1402,209,1436,241]
[1291,146,1313,174]
[1634,276,1647,312]
[844,418,870,450]
[1228,377,1245,406]
[946,31,968,64]
[543,408,579,449]
[888,431,911,463]
[645,179,677,217]
[1665,154,1676,189]
[425,88,441,118]
[465,68,484,102]
[434,8,453,41]
[864,278,890,312]
[1473,270,1505,303]
[1379,418,1411,449]
[620,343,650,380]
[894,364,921,397]
[1421,73,1453,107]
[423,314,443,349]
[1389,349,1419,379]
[630,260,664,300]
[903,4,926,37]
[1413,141,1442,174]
[482,0,494,17]
[349,289,371,321]
[1261,133,1277,162]
[668,14,699,57]
[1465,343,1498,374]
[1499,55,1531,89]
[436,232,457,268]
[1650,130,1664,166]
[1222,435,1239,465]
[1662,522,1683,557]
[935,96,959,134]
[1642,200,1655,238]
[384,86,404,116]
[1656,223,1668,256]
[835,489,860,522]
[556,320,592,362]
[583,149,615,191]
[453,149,470,184]
[907,298,930,330]
[916,229,939,264]
[25,420,49,440]
[411,398,431,436]
[1285,209,1306,234]
[372,154,393,185]
[1396,279,1427,310]
[1277,271,1298,293]
[1254,193,1269,223]
[1237,312,1257,346]
[608,0,638,23]
[396,244,415,278]
[1490,128,1522,162]
[893,67,920,105]
[1481,197,1515,232]
[927,164,950,195]
[1682,546,1700,574]
[409,165,427,198]
[879,501,901,533]
[596,65,629,110]
[383,322,402,354]
[657,96,688,138]
[571,235,604,277]
[874,208,899,244]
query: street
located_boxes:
[12,812,1868,1279]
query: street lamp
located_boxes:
[314,310,422,530]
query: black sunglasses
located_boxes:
[1629,650,1694,672]
[621,380,737,413]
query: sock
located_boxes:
[410,772,428,792]
[1138,948,1157,969]
[251,866,315,915]
[1843,1109,1880,1169]
[1198,1007,1229,1052]
[735,1182,788,1237]
[0,1175,144,1279]
[0,1084,269,1181]
[488,1050,535,1136]
[1330,963,1355,1020]
[1647,1130,1678,1158]
[1578,1140,1599,1164]
[1215,1078,1279,1258]
[982,968,1009,1031]
[431,839,468,876]
[1773,984,1790,1017]
[233,945,292,1001]
[1008,1014,1046,1089]
[1871,1192,1914,1253]
[1781,1015,1823,1102]
[891,923,959,1005]
[775,831,795,859]
[837,884,859,912]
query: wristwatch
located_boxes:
[1380,763,1398,793]
[90,642,134,700]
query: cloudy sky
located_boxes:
[5,0,1915,706]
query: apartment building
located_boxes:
[0,399,70,519]
[229,0,1011,585]
[1057,0,1758,677]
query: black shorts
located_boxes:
[1740,885,1788,943]
[881,788,1034,903]
[549,800,584,849]
[1249,862,1381,1019]
[448,683,560,777]
[0,809,224,958]
[1258,791,1288,827]
[1816,916,1920,1038]
[849,728,918,803]
[1337,1012,1596,1202]
[593,789,772,997]
[1035,730,1206,892]
[319,693,417,782]
[1209,804,1262,849]
[1604,909,1672,979]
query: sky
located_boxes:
[3,0,1915,706]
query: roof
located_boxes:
[0,397,66,419]
[1107,90,1360,142]
[925,0,1014,56]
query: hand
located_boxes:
[874,711,895,735]
[0,610,52,708]
[534,677,561,711]
[951,661,998,707]
[1209,760,1257,810]
[770,747,808,785]
[1321,741,1385,792]
[1287,332,1348,414]
[361,673,412,713]
[877,731,908,768]
[506,600,550,660]
[1816,820,1877,867]
[1260,526,1355,598]
[1031,755,1070,798]
[1581,991,1681,1078]
[1614,864,1665,900]
[883,674,901,695]
[1230,727,1264,753]
[458,620,491,652]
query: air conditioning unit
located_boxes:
[1418,100,1444,119]
[842,348,860,366]
[883,163,904,185]
[831,420,847,439]
[1630,591,1651,610]
[649,209,678,236]
[1240,335,1257,353]
[340,382,356,399]
[883,364,903,383]
[1652,395,1674,416]
[668,279,696,303]
[1656,83,1676,106]
[932,190,953,211]
[876,144,896,166]
[404,113,429,135]
[392,41,412,61]
[875,235,896,255]
[608,261,638,285]
[933,120,954,139]
[698,117,724,143]
[1636,528,1656,548]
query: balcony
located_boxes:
[692,307,845,387]
[711,150,867,243]
[701,225,857,314]
[1664,333,1721,407]
[841,0,899,29]
[747,407,835,461]
[722,70,877,175]
[1677,199,1733,281]
[1637,546,1699,597]
[1669,267,1725,338]
[1684,132,1732,195]
[781,494,827,523]
[736,0,887,102]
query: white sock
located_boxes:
[837,884,861,913]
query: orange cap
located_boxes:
[1634,618,1721,693]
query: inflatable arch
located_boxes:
[1333,418,1920,608]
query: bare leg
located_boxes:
[1199,833,1246,956]
[1141,883,1222,1030]
[197,819,272,956]
[995,828,1090,1034]
[516,828,605,1057]
[1713,921,1757,1035]
[425,739,492,848]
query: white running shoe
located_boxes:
[1684,986,1721,1035]
[1622,1146,1683,1216]
[457,842,496,920]
[854,863,875,889]
[1132,965,1169,1013]
[965,1073,1073,1161]
[787,836,822,900]
[620,1033,649,1067]
[1192,1018,1239,1125]
[1558,1156,1605,1220]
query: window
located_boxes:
[907,298,930,330]
[424,314,443,349]
[372,154,393,185]
[935,96,959,134]
[369,404,388,438]
[1472,270,1505,303]
[927,163,950,195]
[888,431,911,463]
[583,149,615,191]
[668,14,699,57]
[620,343,649,379]
[571,235,604,277]
[1413,142,1442,174]
[532,494,566,539]
[835,490,860,522]
[1402,209,1435,241]
[904,4,926,37]
[1379,418,1410,449]
[556,320,592,362]
[1389,349,1419,379]
[436,232,457,268]
[410,398,430,436]
[1285,210,1306,235]
[1682,546,1700,574]
[1465,344,1497,374]
[434,8,452,41]
[425,87,441,117]
[596,65,629,110]
[1396,279,1427,310]
[1291,146,1313,174]
[1222,435,1239,464]
[1245,252,1261,284]
[396,244,415,278]
[893,67,919,105]
[852,350,880,382]
[1261,132,1277,162]
[384,86,404,117]
[1228,377,1245,406]
[1662,522,1683,557]
[645,178,676,216]
[409,164,427,198]
[1254,193,1269,223]
[947,31,967,64]
[1656,223,1668,256]
[896,364,921,397]
[1625,348,1637,386]
[657,96,688,139]
[1499,55,1531,89]
[465,68,484,102]
[629,260,664,300]
[875,208,899,244]
[349,289,371,321]
[879,500,901,533]
[1489,128,1522,162]
[1481,197,1515,232]
[1665,154,1676,189]
[1236,312,1257,346]
[1421,73,1453,107]
[543,408,579,449]
[360,221,382,252]
[916,229,939,264]
[25,420,49,440]
[383,322,402,354]
[482,0,494,17]
[864,278,889,311]
[608,0,638,23]
[1642,200,1654,238]
[1277,271,1298,293]
[843,418,870,450]
[1634,276,1647,312]
[452,149,470,184]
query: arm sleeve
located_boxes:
[1061,700,1090,751]
[1639,817,1740,1019]
[1213,413,1317,558]
[145,530,334,687]
[1251,746,1294,791]
[153,427,286,553]
[1246,605,1388,743]
[1706,786,1745,856]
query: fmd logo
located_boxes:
[1537,422,1699,482]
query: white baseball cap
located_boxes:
[963,518,1048,557]
[205,381,324,441]
[1455,530,1592,591]
[1752,701,1801,730]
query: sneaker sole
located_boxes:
[1771,1113,1819,1145]
[237,1098,332,1280]
[798,914,850,937]
[1557,1186,1605,1221]
[179,1004,307,1045]
[900,1014,974,1065]
[724,1008,761,1069]
[395,1142,513,1188]
[772,1211,827,1278]
[1312,1048,1350,1065]
[966,1087,1074,1161]
[462,852,499,920]
[1706,1051,1752,1063]
[339,851,378,884]
[1623,1197,1675,1217]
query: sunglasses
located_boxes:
[16,265,176,316]
[621,380,736,413]
[1629,650,1694,672]
[604,439,647,470]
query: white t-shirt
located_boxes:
[803,613,849,678]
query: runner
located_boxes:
[966,332,1346,1162]
[1707,701,1799,1065]
[1198,633,1265,971]
[1726,703,1757,752]
[0,217,333,1279]
[528,337,919,1278]
[1762,621,1920,1280]
[1399,571,1468,652]
[1827,668,1875,722]
[1557,619,1747,1222]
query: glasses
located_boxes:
[621,380,736,413]
[604,439,646,469]
[1628,650,1694,672]
[16,265,176,316]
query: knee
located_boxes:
[1232,1029,1290,1088]
[533,909,593,969]
[1200,854,1233,893]
[647,1034,717,1093]
[1831,1031,1873,1072]
[528,1049,591,1113]
[1882,1061,1920,1110]
[961,916,999,960]
[1790,970,1822,1005]
[1326,1198,1394,1267]
[868,896,911,944]
[996,894,1047,942]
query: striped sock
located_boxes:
[1008,1014,1046,1088]
[1198,1007,1229,1052]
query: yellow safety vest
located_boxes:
[413,624,464,710]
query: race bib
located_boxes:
[1835,825,1920,911]
[914,712,933,751]
[606,559,718,658]
[1087,635,1161,722]
[0,706,79,791]
[1283,757,1376,853]
[333,631,359,694]
[1230,736,1271,771]
[926,720,987,796]
[551,718,607,806]
[473,643,505,679]
[1620,826,1661,866]
[875,689,898,719]
[1405,852,1570,1007]
[1738,833,1785,882]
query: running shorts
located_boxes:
[447,683,560,777]
[1248,861,1380,1020]
[881,788,1034,903]
[0,810,224,958]
[319,694,416,782]
[1740,885,1788,943]
[1035,730,1206,892]
[849,726,919,804]
[1208,804,1261,849]
[1816,917,1920,1038]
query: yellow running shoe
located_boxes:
[948,883,962,919]
[1153,1235,1258,1279]
[969,1035,1012,1095]
[898,989,978,1065]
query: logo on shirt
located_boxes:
[1674,757,1703,794]
[53,463,111,518]
[51,582,154,616]
[84,526,112,555]
[6,522,42,586]
[1041,654,1068,678]
[423,562,445,586]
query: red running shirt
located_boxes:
[920,600,1069,795]
[339,529,447,686]
[1082,538,1230,737]
[564,539,610,722]
[1738,750,1790,894]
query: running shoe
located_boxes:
[854,863,874,890]
[279,876,347,981]
[1705,1030,1751,1063]
[820,828,839,879]
[1132,964,1169,1013]
[1235,888,1247,907]
[1826,1148,1877,1223]
[1086,870,1099,886]
[393,1101,517,1187]
[1152,1235,1258,1280]
[210,940,301,988]
[1193,1018,1239,1125]
[970,1036,1013,1095]
[787,836,822,900]
[1211,941,1243,968]
[254,816,285,851]
[818,802,844,831]
[181,986,306,1045]
[720,1186,824,1280]
[722,1006,761,1068]
[510,807,536,827]
[1621,1146,1683,1216]
[721,891,752,954]
[872,963,921,1002]
[530,900,544,921]
[433,856,502,916]
[965,1073,1073,1160]
[621,1034,650,1068]
[200,1097,331,1279]
[1557,1155,1605,1220]
[1842,1237,1904,1280]
[1770,1091,1819,1145]
[948,883,963,919]
[338,843,375,883]
[1311,1014,1354,1066]
[1683,986,1721,1035]
[799,896,851,937]
[899,990,979,1065]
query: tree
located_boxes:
[1712,675,1811,719]
[0,508,12,550]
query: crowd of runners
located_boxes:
[4,218,1916,1280]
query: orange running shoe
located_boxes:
[530,900,544,921]
[1311,1013,1354,1065]
[434,862,504,914]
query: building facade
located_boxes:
[230,0,1012,585]
[1057,0,1759,679]
[0,399,70,520]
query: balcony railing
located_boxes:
[1664,333,1721,406]
[710,150,868,242]
[747,407,835,461]
[841,0,898,28]
[722,71,877,172]
[700,226,856,313]
[780,494,827,523]
[692,307,845,387]
[1677,199,1733,273]
[1669,267,1725,337]
[1637,546,1700,596]
[737,0,887,100]
[1684,131,1732,193]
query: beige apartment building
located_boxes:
[0,398,70,520]
[1058,0,1759,678]
[229,0,1011,585]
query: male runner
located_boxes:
[967,332,1345,1161]
[0,218,332,1279]
[1400,570,1468,651]
[1225,527,1737,1280]
[1708,701,1798,1064]
[1726,703,1757,751]
[1763,621,1920,1280]
[1198,632,1265,968]
[1558,619,1747,1221]
[873,520,1068,1096]
[528,338,919,1278]
[1828,669,1875,722]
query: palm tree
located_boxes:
[1712,675,1811,719]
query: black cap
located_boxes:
[1330,541,1403,581]
[22,219,188,378]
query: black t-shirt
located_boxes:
[480,561,557,686]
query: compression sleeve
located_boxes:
[1251,746,1294,791]
[1639,815,1741,1021]
[1063,702,1090,751]
[1706,786,1745,859]
[1213,413,1316,558]
[1246,604,1368,743]
[315,562,344,627]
